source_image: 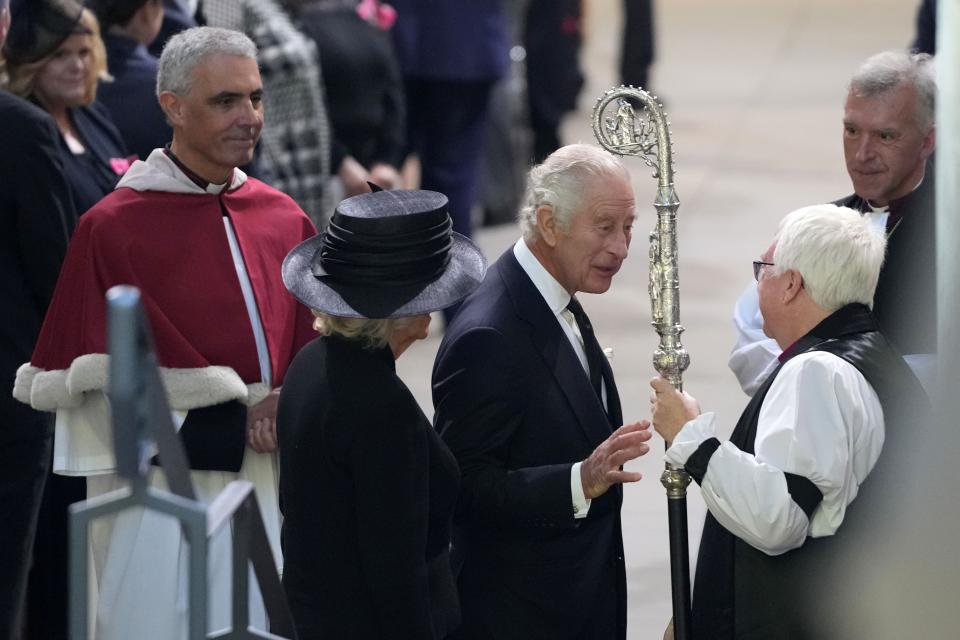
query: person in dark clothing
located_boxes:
[148,0,200,57]
[2,2,129,636]
[391,0,509,240]
[277,189,486,639]
[620,0,655,89]
[524,0,584,163]
[91,0,170,160]
[432,145,653,640]
[391,0,508,324]
[0,2,77,637]
[652,205,927,639]
[911,0,936,54]
[292,0,406,195]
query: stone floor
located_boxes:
[395,1,920,637]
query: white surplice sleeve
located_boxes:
[728,282,781,396]
[666,351,885,556]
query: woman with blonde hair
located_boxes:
[277,188,486,639]
[2,0,131,215]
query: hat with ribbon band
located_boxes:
[283,189,486,319]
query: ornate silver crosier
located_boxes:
[592,86,694,640]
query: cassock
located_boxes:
[670,304,927,639]
[13,149,316,639]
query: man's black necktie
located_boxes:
[566,297,604,402]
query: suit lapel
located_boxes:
[497,249,615,446]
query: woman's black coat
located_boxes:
[277,335,460,639]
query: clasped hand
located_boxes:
[247,388,281,453]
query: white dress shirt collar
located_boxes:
[513,238,571,315]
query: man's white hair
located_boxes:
[773,204,887,311]
[156,26,258,97]
[518,143,629,241]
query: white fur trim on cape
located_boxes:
[14,355,269,412]
[117,149,248,194]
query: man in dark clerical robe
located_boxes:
[13,26,315,638]
[652,204,928,639]
[730,51,936,395]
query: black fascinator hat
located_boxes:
[3,0,88,66]
[283,189,487,319]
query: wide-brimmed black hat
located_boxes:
[283,189,487,319]
[3,0,88,66]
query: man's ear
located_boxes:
[920,125,936,161]
[782,269,804,304]
[536,204,559,248]
[158,91,184,126]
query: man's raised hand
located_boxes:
[580,421,653,500]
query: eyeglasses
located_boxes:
[753,261,775,281]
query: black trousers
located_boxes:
[24,471,85,640]
[0,402,52,640]
[621,0,656,89]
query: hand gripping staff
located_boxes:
[592,86,693,640]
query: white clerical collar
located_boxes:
[860,174,924,236]
[117,149,247,195]
[513,238,571,316]
[863,174,925,213]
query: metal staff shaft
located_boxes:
[591,86,693,639]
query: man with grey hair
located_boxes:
[0,0,77,636]
[433,144,653,639]
[203,0,333,226]
[653,204,927,639]
[730,51,937,394]
[13,25,316,638]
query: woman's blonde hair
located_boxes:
[2,8,110,105]
[312,312,417,350]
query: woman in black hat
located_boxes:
[277,189,486,639]
[1,0,131,215]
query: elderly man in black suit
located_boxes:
[433,143,653,640]
[0,0,76,636]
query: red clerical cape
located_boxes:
[16,177,317,410]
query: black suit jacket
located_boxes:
[0,90,75,441]
[278,335,460,640]
[432,248,627,639]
